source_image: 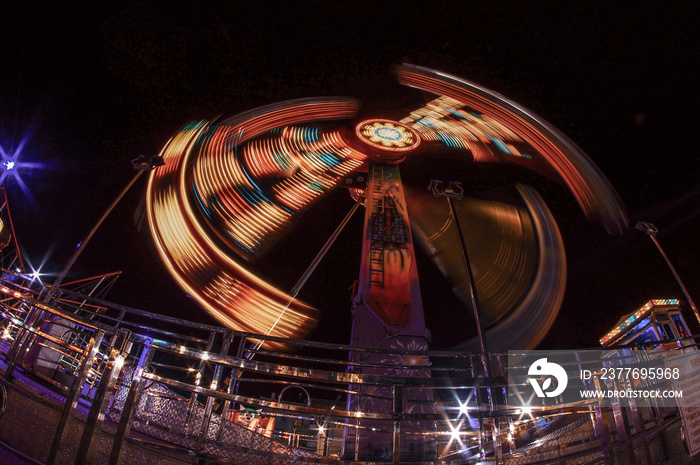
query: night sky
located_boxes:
[1,2,698,350]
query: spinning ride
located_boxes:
[146,64,627,354]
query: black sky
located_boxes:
[1,1,698,349]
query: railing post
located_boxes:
[354,397,361,461]
[592,376,613,464]
[392,384,402,464]
[491,396,504,464]
[196,330,232,451]
[216,334,246,442]
[183,331,216,435]
[476,383,486,461]
[75,328,131,464]
[628,393,651,464]
[3,304,43,379]
[113,309,127,329]
[610,385,632,464]
[47,330,105,465]
[109,340,153,465]
[216,368,237,442]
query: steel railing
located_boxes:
[0,269,694,464]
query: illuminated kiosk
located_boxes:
[3,65,693,464]
[600,298,691,347]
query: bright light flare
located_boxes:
[2,324,13,340]
[444,418,465,451]
[315,421,326,436]
[0,132,46,204]
[510,388,539,421]
[458,399,471,417]
[518,406,534,421]
[0,145,21,185]
[453,389,475,418]
[449,423,461,441]
[24,248,53,286]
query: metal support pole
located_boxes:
[46,156,163,303]
[447,196,491,374]
[636,222,699,324]
[48,171,145,302]
[431,179,497,463]
[250,200,361,356]
[429,179,490,375]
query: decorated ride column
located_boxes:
[347,120,435,461]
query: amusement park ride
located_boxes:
[0,65,696,464]
[145,64,626,349]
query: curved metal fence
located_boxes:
[0,269,694,464]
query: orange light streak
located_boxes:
[397,64,627,235]
[147,98,363,345]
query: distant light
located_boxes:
[458,399,470,417]
[454,391,474,417]
[1,133,47,200]
[24,253,52,287]
[28,265,43,284]
[316,422,326,436]
[448,421,462,442]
